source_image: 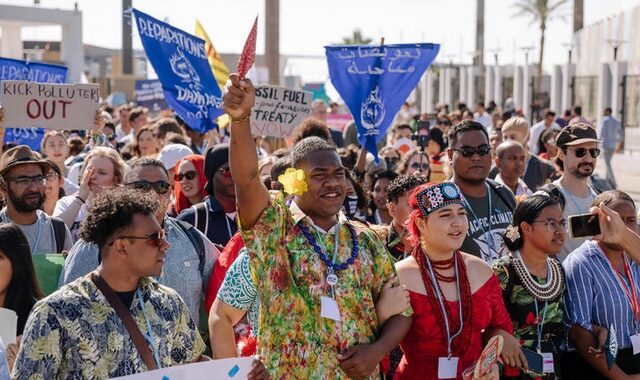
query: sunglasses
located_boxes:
[218,167,232,178]
[174,170,197,182]
[452,144,492,158]
[410,162,430,171]
[110,229,166,247]
[570,147,601,158]
[125,180,171,195]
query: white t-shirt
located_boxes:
[54,195,88,243]
[528,121,561,154]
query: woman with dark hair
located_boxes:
[342,170,368,221]
[42,159,66,216]
[492,194,567,379]
[367,170,398,225]
[537,128,560,162]
[426,127,448,182]
[0,224,44,371]
[395,182,518,379]
[563,190,640,379]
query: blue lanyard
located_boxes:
[463,182,493,256]
[136,288,162,369]
[534,300,548,353]
[313,223,341,298]
[425,254,464,358]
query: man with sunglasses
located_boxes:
[552,123,603,261]
[0,145,72,253]
[60,158,218,324]
[177,143,238,247]
[447,120,516,263]
[12,188,212,379]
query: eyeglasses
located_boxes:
[452,144,492,158]
[531,219,567,232]
[45,172,59,181]
[110,230,166,247]
[125,180,171,195]
[410,162,430,172]
[6,175,46,188]
[174,170,197,182]
[218,167,232,178]
[569,147,601,158]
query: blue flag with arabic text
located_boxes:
[325,43,439,158]
[133,9,223,133]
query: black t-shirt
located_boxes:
[460,186,514,263]
[115,289,136,309]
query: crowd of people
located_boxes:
[0,72,636,380]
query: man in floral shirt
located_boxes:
[12,189,205,379]
[219,73,412,379]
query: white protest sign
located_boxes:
[250,85,312,138]
[0,308,17,345]
[0,80,100,130]
[110,356,254,379]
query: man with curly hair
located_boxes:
[12,189,206,379]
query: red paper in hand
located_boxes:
[236,15,258,79]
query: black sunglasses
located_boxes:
[174,170,197,182]
[410,162,430,171]
[570,147,600,158]
[125,180,171,195]
[452,144,491,158]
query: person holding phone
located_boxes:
[562,190,640,379]
[492,193,567,379]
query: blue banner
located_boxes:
[0,57,68,84]
[325,43,439,158]
[1,57,68,149]
[133,9,223,133]
[135,79,169,112]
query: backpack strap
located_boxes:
[192,202,209,236]
[486,179,516,212]
[50,217,67,253]
[174,219,206,277]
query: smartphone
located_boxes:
[569,213,601,239]
[521,347,544,374]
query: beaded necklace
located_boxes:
[298,221,359,290]
[511,251,564,302]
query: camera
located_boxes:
[412,121,431,150]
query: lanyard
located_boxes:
[425,254,464,358]
[534,300,548,353]
[136,288,162,369]
[314,223,341,298]
[463,182,493,256]
[225,214,234,240]
[599,243,640,332]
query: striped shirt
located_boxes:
[563,240,640,349]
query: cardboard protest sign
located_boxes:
[0,308,17,345]
[111,356,254,379]
[250,85,312,138]
[1,80,100,130]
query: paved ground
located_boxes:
[594,151,640,203]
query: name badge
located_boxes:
[438,356,458,379]
[542,352,554,373]
[320,296,341,322]
[631,333,640,355]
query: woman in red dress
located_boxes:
[395,182,519,379]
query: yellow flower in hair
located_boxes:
[278,168,308,196]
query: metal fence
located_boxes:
[622,75,640,151]
[571,76,598,120]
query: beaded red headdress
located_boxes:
[416,182,465,217]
